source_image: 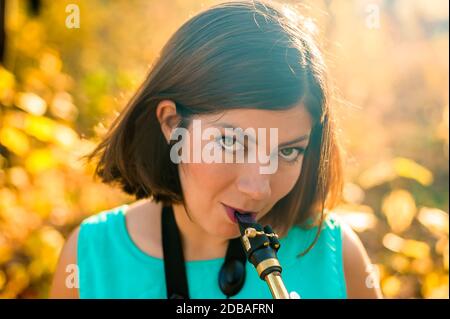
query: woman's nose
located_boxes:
[236,169,271,201]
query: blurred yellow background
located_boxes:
[0,0,448,298]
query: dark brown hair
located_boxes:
[83,0,344,256]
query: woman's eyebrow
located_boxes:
[215,122,309,147]
[214,122,257,143]
[279,134,310,147]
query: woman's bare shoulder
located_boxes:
[341,222,383,298]
[49,226,80,298]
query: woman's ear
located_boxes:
[156,100,181,143]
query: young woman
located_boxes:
[50,0,382,299]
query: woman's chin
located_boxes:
[226,226,242,239]
[213,224,241,240]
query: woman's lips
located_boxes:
[222,203,257,224]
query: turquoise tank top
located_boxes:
[77,205,347,298]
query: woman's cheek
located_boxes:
[181,162,234,191]
[272,164,302,199]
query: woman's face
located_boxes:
[177,105,312,238]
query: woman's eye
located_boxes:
[217,135,244,152]
[279,147,305,162]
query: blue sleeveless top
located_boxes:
[77,204,347,298]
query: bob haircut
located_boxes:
[84,0,344,256]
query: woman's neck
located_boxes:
[172,203,229,261]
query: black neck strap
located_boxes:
[161,205,246,299]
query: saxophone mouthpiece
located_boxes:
[234,211,256,224]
